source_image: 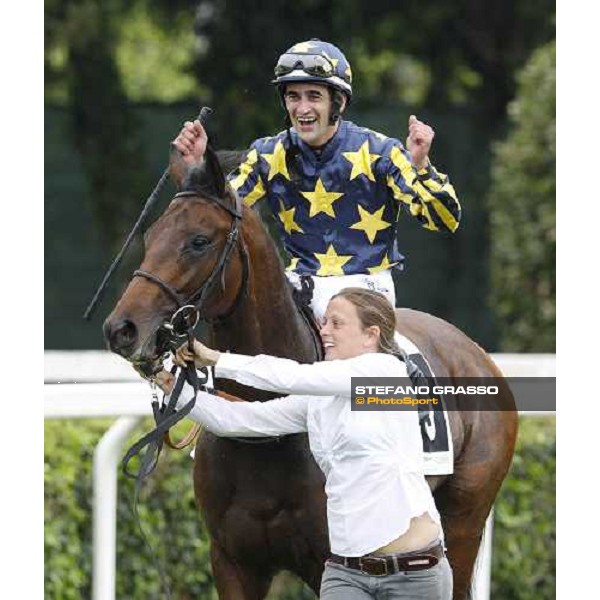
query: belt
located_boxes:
[328,541,444,577]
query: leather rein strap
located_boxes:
[121,357,205,600]
[122,361,203,479]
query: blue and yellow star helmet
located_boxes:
[273,39,353,100]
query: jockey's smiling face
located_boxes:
[320,296,381,361]
[283,82,343,147]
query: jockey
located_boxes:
[173,39,461,322]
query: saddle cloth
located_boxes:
[395,332,454,476]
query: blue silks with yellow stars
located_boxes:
[228,119,461,277]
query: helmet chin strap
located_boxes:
[284,123,302,186]
[328,89,345,125]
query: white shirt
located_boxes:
[176,352,442,557]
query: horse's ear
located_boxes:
[203,144,226,198]
[169,144,195,191]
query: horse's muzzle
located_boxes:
[103,316,139,357]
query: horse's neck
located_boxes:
[211,215,318,362]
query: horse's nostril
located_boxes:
[105,318,138,354]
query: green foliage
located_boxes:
[45,417,554,598]
[45,420,102,599]
[45,1,557,350]
[46,0,555,120]
[492,417,556,599]
[55,0,152,248]
[45,419,215,599]
[350,41,431,105]
[45,0,199,105]
[489,41,556,351]
[115,2,200,102]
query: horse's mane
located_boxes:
[216,150,248,175]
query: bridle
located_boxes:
[121,186,253,596]
[133,189,250,327]
[121,179,318,597]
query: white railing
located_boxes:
[44,351,556,600]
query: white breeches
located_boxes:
[285,270,396,323]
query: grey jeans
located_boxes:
[319,557,452,600]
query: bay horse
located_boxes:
[103,146,518,599]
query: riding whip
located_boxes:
[82,106,214,320]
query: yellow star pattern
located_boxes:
[343,141,381,181]
[278,199,304,234]
[314,245,353,276]
[229,148,258,191]
[350,205,391,243]
[291,41,315,53]
[345,66,352,82]
[242,179,266,207]
[300,178,344,218]
[368,255,394,274]
[262,141,290,181]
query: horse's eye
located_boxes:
[189,234,209,251]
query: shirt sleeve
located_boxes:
[385,142,461,233]
[216,352,407,396]
[172,383,309,437]
[227,142,267,208]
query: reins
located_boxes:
[121,323,207,600]
[121,360,203,480]
[80,105,254,597]
[123,181,251,472]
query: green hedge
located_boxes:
[45,417,555,599]
[488,40,556,352]
[492,416,556,599]
[45,419,215,600]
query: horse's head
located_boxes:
[103,147,247,376]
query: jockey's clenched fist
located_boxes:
[172,120,209,167]
[406,115,434,171]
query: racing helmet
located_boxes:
[272,39,353,100]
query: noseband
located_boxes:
[133,189,249,324]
